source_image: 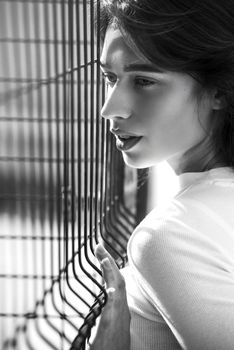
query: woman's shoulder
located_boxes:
[129,167,234,258]
[175,166,234,202]
[174,166,234,225]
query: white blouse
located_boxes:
[122,167,234,350]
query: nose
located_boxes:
[101,84,132,121]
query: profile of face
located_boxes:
[100,25,222,173]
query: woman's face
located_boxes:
[100,25,216,173]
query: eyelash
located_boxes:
[102,73,156,88]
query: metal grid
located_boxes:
[0,1,146,349]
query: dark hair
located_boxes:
[94,0,234,168]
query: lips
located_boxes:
[110,129,140,138]
[116,135,143,151]
[110,128,143,151]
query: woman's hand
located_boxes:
[87,244,131,350]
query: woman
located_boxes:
[88,0,234,349]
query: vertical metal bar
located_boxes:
[75,0,96,303]
[94,0,102,245]
[75,0,102,313]
[89,0,95,257]
[102,133,125,266]
[21,1,39,347]
[83,0,89,268]
[32,2,56,347]
[136,169,149,225]
[82,0,102,280]
[60,0,79,339]
[50,2,69,346]
[40,2,65,347]
[66,0,86,326]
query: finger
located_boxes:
[99,287,116,324]
[95,244,119,273]
[95,244,112,261]
[100,257,115,289]
[105,287,116,304]
[95,244,126,291]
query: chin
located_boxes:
[122,153,157,169]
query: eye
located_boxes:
[135,77,156,87]
[102,72,117,86]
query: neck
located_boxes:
[168,137,227,175]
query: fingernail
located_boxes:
[96,243,106,254]
[107,287,115,301]
[101,257,111,269]
[107,287,115,294]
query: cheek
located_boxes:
[142,97,205,148]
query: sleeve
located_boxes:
[128,213,234,350]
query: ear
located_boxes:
[212,89,227,110]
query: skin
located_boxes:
[89,24,225,350]
[87,244,130,350]
[100,26,224,174]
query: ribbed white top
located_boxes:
[122,167,234,350]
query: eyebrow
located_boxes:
[99,61,164,73]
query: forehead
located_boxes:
[100,25,146,67]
